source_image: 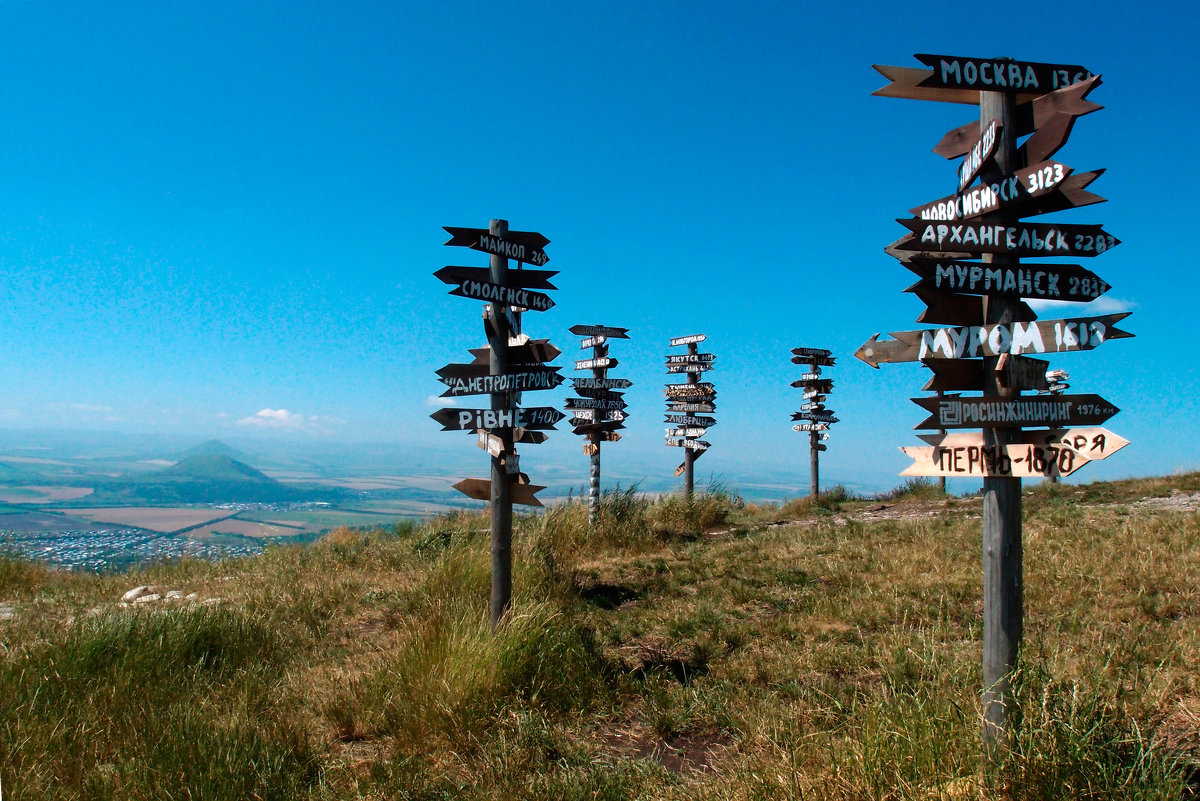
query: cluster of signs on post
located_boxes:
[433,225,560,506]
[664,334,716,475]
[566,325,631,455]
[790,347,837,447]
[861,54,1129,480]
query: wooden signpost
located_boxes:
[665,335,716,496]
[791,346,839,496]
[432,219,560,631]
[863,55,1130,748]
[566,324,631,526]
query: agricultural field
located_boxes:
[0,486,95,504]
[68,507,229,533]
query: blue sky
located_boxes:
[0,0,1196,494]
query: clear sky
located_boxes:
[0,0,1196,495]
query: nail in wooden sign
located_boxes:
[439,367,564,396]
[911,393,1119,430]
[903,258,1110,303]
[895,219,1119,257]
[569,324,630,339]
[430,406,565,431]
[443,226,550,266]
[669,334,706,347]
[453,477,546,507]
[855,312,1132,366]
[571,377,633,390]
[434,265,558,291]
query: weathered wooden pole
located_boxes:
[979,89,1024,747]
[937,389,947,494]
[587,343,604,525]
[809,429,820,497]
[487,218,513,632]
[683,341,698,499]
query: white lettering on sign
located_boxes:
[917,223,1116,255]
[938,399,1074,426]
[669,334,706,346]
[441,371,560,395]
[958,120,998,191]
[940,58,1040,90]
[458,279,552,311]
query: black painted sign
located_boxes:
[912,394,1119,430]
[443,226,550,266]
[914,54,1093,93]
[895,219,1119,257]
[904,258,1110,303]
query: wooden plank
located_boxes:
[443,226,550,266]
[666,401,716,413]
[438,367,563,396]
[582,442,599,457]
[434,264,558,290]
[448,279,554,311]
[579,335,606,349]
[513,428,548,445]
[665,438,711,449]
[666,427,709,438]
[668,333,706,347]
[801,390,827,401]
[568,408,626,423]
[894,219,1119,258]
[798,401,827,412]
[911,393,1120,429]
[872,64,993,105]
[903,258,1110,303]
[790,355,835,366]
[792,411,839,423]
[572,421,625,435]
[469,339,561,365]
[910,160,1078,222]
[900,443,1090,478]
[476,430,504,457]
[917,427,1128,460]
[572,386,625,401]
[666,353,717,364]
[565,396,628,411]
[921,355,1050,393]
[571,376,632,390]
[663,382,716,398]
[575,357,617,371]
[994,353,1050,391]
[430,406,564,431]
[913,288,1036,326]
[914,54,1093,94]
[957,119,1001,191]
[791,378,833,391]
[666,363,714,373]
[886,234,974,263]
[452,477,546,508]
[792,422,830,432]
[855,312,1132,367]
[673,446,705,477]
[568,324,630,339]
[663,414,717,427]
[791,346,833,358]
[932,75,1103,158]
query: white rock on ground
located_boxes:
[121,585,156,602]
[0,603,14,622]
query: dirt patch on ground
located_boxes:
[597,726,733,775]
[1131,491,1200,513]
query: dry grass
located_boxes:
[0,476,1197,799]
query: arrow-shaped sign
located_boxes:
[957,119,1000,191]
[911,160,1090,222]
[443,226,550,266]
[917,427,1128,459]
[666,353,717,364]
[665,438,711,450]
[792,347,833,359]
[669,334,706,347]
[569,324,630,339]
[667,401,717,413]
[434,265,558,291]
[912,288,1036,326]
[664,414,717,427]
[469,339,561,365]
[790,355,836,366]
[855,312,1132,367]
[565,396,628,411]
[903,258,1111,303]
[666,427,709,439]
[911,393,1119,430]
[895,219,1119,258]
[933,75,1103,159]
[673,447,705,477]
[792,411,839,423]
[791,378,833,391]
[792,423,830,432]
[430,406,565,431]
[664,382,716,397]
[921,354,1051,393]
[575,357,617,371]
[449,279,554,312]
[666,363,714,374]
[439,367,563,396]
[914,54,1093,94]
[571,376,633,390]
[453,477,546,507]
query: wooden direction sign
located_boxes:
[791,347,833,359]
[476,430,504,457]
[917,427,1128,460]
[573,421,625,436]
[790,355,835,367]
[565,396,628,412]
[958,119,999,191]
[666,427,709,439]
[570,407,626,422]
[792,422,830,432]
[430,406,565,431]
[799,401,826,412]
[666,363,714,374]
[439,367,563,396]
[663,382,716,398]
[933,76,1103,160]
[514,429,548,445]
[792,378,833,391]
[469,339,561,365]
[449,279,554,311]
[572,387,624,402]
[434,265,558,291]
[669,334,706,347]
[792,411,839,423]
[855,312,1132,366]
[437,358,561,379]
[797,371,823,381]
[911,393,1119,430]
[802,389,827,401]
[664,414,716,427]
[665,438,710,450]
[921,355,1050,393]
[673,447,705,477]
[667,401,716,413]
[666,353,717,364]
[453,477,546,508]
[575,357,617,371]
[914,54,1093,94]
[895,219,1119,258]
[912,288,1036,326]
[568,324,630,339]
[571,376,633,390]
[911,161,1103,223]
[579,336,606,349]
[443,226,550,266]
[903,259,1111,303]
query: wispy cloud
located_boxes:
[236,408,345,434]
[426,395,453,407]
[1027,295,1135,316]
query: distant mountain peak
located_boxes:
[178,439,248,462]
[159,454,274,484]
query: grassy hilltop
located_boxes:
[1,474,1199,799]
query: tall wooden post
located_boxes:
[809,430,820,496]
[979,91,1023,747]
[683,341,699,499]
[588,345,604,524]
[937,389,947,494]
[487,218,513,632]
